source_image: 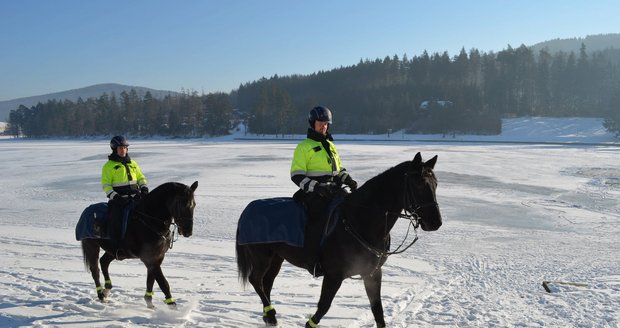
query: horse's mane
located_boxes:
[151,182,183,192]
[358,161,409,192]
[345,161,410,206]
[150,182,192,198]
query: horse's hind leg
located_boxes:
[99,252,115,297]
[248,253,279,326]
[263,256,283,300]
[81,240,105,301]
[262,256,283,325]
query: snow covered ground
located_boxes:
[0,117,619,327]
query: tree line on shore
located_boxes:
[7,43,620,138]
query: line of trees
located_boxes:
[8,90,235,137]
[238,43,620,135]
[7,43,620,137]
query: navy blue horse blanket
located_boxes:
[75,202,132,241]
[237,197,306,247]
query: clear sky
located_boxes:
[1,0,618,101]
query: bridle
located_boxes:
[132,208,178,249]
[400,171,439,220]
[131,195,193,250]
[343,169,438,275]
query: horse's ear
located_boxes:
[190,181,198,192]
[413,152,422,165]
[425,155,438,169]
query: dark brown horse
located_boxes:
[80,181,197,308]
[236,153,441,327]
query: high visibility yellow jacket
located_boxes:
[101,157,147,199]
[290,129,343,193]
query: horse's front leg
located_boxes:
[99,252,115,298]
[143,270,156,309]
[363,269,386,328]
[147,264,176,309]
[306,274,343,328]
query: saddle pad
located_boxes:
[75,202,133,241]
[75,202,109,240]
[237,197,306,247]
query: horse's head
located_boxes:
[405,152,442,231]
[168,181,198,237]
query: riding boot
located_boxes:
[303,194,329,277]
[303,232,323,277]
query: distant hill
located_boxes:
[530,33,620,54]
[0,83,180,121]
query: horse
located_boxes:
[79,181,198,308]
[236,153,441,327]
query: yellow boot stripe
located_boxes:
[307,317,318,328]
[263,304,274,315]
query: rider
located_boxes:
[290,106,358,276]
[101,135,149,254]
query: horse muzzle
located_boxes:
[419,205,442,231]
[178,227,193,237]
[176,218,193,237]
[420,219,442,231]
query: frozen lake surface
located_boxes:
[1,118,619,327]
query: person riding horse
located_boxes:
[290,106,358,277]
[101,135,148,256]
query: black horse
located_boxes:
[236,153,441,327]
[80,181,198,308]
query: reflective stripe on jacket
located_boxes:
[291,137,342,192]
[101,159,147,199]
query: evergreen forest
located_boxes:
[7,43,620,138]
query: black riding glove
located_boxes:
[338,171,358,191]
[345,176,358,191]
[140,186,149,197]
[313,182,336,198]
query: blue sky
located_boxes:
[1,0,618,101]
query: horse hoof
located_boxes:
[144,296,155,309]
[98,296,110,303]
[263,309,277,326]
[166,302,177,310]
[103,289,111,298]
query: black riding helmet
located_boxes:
[308,106,332,128]
[110,135,129,150]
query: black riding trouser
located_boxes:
[294,190,331,264]
[107,199,124,245]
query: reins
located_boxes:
[343,170,437,275]
[132,207,178,250]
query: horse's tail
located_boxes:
[235,227,252,288]
[81,240,91,273]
